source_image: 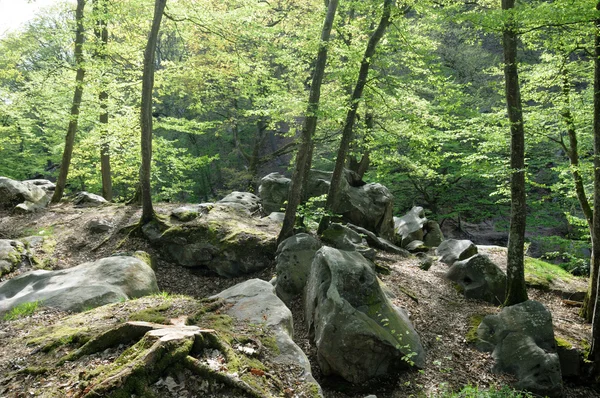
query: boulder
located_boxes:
[0,256,159,314]
[416,252,433,271]
[258,170,395,239]
[305,247,425,383]
[73,191,108,207]
[436,239,478,265]
[0,177,50,211]
[321,223,376,260]
[346,223,409,256]
[445,254,506,305]
[258,172,290,214]
[477,300,563,397]
[275,233,322,304]
[0,240,27,276]
[214,279,322,396]
[144,204,279,278]
[87,219,113,233]
[263,211,285,223]
[218,191,262,214]
[171,204,211,221]
[394,207,427,247]
[22,179,55,193]
[405,240,428,253]
[423,220,444,247]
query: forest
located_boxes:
[2,0,600,396]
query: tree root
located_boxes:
[62,321,265,398]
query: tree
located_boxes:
[324,0,395,218]
[140,0,167,224]
[502,0,528,306]
[588,0,600,363]
[93,0,112,201]
[277,0,339,244]
[50,0,86,204]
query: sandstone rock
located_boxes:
[305,247,425,383]
[423,220,444,247]
[22,179,55,193]
[218,191,262,214]
[321,223,376,260]
[445,254,506,305]
[275,233,322,304]
[258,170,395,239]
[87,219,113,233]
[346,223,409,256]
[477,300,563,397]
[394,207,426,247]
[145,204,279,278]
[171,204,211,221]
[214,279,322,396]
[437,239,478,265]
[405,240,428,253]
[0,177,50,211]
[73,191,108,207]
[0,240,27,276]
[0,256,159,314]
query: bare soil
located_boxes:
[0,203,598,397]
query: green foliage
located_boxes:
[3,301,41,321]
[434,384,535,397]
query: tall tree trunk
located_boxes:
[94,0,113,201]
[140,0,167,224]
[277,0,339,244]
[325,0,394,213]
[588,1,600,362]
[51,0,86,203]
[502,0,528,306]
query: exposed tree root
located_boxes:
[61,321,265,398]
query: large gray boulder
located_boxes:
[346,223,409,256]
[437,239,478,265]
[445,254,506,305]
[217,191,262,214]
[0,177,50,212]
[423,220,444,247]
[321,223,376,260]
[305,247,425,383]
[477,300,563,397]
[258,170,395,239]
[0,256,159,314]
[144,203,280,278]
[0,240,27,277]
[258,172,290,214]
[214,279,322,396]
[73,191,108,207]
[22,179,55,193]
[394,207,427,247]
[274,233,322,304]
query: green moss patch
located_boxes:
[524,256,574,290]
[465,314,484,344]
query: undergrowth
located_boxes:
[434,384,535,397]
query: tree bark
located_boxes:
[325,0,394,213]
[277,0,339,244]
[50,0,86,203]
[502,0,528,306]
[588,0,600,362]
[94,0,113,201]
[140,0,167,224]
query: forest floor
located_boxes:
[0,203,598,397]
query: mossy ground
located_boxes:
[465,314,484,344]
[524,256,575,290]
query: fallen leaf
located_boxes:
[250,368,265,377]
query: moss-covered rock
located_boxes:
[145,204,280,278]
[0,239,27,276]
[305,247,425,383]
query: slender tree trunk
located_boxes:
[51,0,86,203]
[140,0,167,224]
[502,0,528,306]
[94,0,113,201]
[277,0,339,244]
[588,1,600,362]
[325,0,394,213]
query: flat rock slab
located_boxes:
[0,256,158,314]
